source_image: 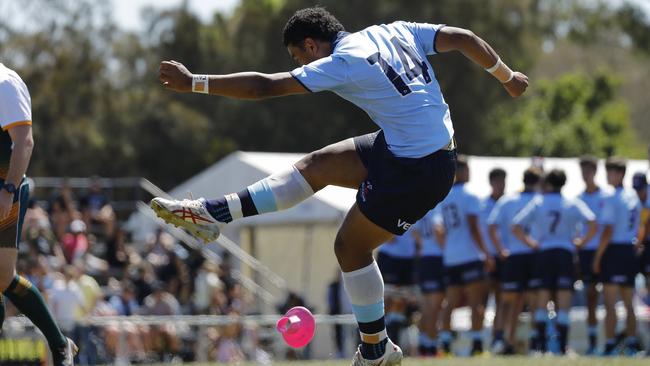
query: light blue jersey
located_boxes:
[514,193,595,252]
[577,189,607,250]
[480,196,500,255]
[440,183,484,266]
[601,187,642,244]
[378,228,416,258]
[414,207,443,257]
[291,22,454,158]
[487,192,538,255]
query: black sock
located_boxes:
[206,188,258,223]
[588,333,597,349]
[3,275,67,354]
[493,329,505,343]
[535,322,547,352]
[359,317,387,360]
[557,324,569,354]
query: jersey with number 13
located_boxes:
[291,22,454,159]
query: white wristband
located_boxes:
[485,58,501,73]
[192,74,209,94]
[503,71,514,83]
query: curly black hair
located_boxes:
[544,169,567,190]
[283,7,345,47]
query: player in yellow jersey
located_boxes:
[0,63,77,365]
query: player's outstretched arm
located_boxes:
[434,27,528,98]
[158,60,308,99]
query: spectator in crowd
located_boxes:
[141,282,182,357]
[79,177,115,238]
[215,317,246,363]
[49,186,80,241]
[193,261,223,314]
[48,266,85,338]
[131,263,156,306]
[70,261,102,365]
[62,220,89,264]
[104,281,148,362]
[103,226,129,277]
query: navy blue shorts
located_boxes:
[577,249,598,284]
[534,248,575,291]
[489,256,504,281]
[0,179,29,249]
[640,241,650,276]
[354,131,456,235]
[601,244,637,287]
[444,260,485,287]
[502,253,538,292]
[417,256,445,293]
[377,252,416,286]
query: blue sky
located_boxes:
[111,0,239,31]
[111,0,650,32]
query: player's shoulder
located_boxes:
[331,31,375,63]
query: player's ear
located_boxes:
[303,38,317,54]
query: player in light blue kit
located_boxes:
[576,155,607,354]
[439,156,494,355]
[412,207,445,356]
[593,158,643,355]
[152,7,528,365]
[513,169,597,355]
[487,167,542,354]
[479,168,507,351]
[376,230,417,345]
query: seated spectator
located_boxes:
[47,266,85,337]
[141,282,181,357]
[193,261,223,314]
[79,177,115,237]
[62,220,89,263]
[104,226,129,276]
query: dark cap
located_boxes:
[632,172,647,190]
[605,156,627,173]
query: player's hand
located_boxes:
[0,191,13,221]
[573,237,586,249]
[498,249,510,260]
[159,60,193,92]
[503,72,529,98]
[592,256,601,274]
[484,256,496,273]
[526,239,540,251]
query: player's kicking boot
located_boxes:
[351,338,403,366]
[150,197,221,243]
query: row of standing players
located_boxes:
[376,155,650,357]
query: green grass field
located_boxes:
[220,356,649,366]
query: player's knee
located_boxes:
[298,149,331,184]
[334,232,348,261]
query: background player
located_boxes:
[479,168,507,352]
[0,63,77,365]
[152,7,528,365]
[513,169,597,354]
[412,207,445,356]
[593,158,642,355]
[576,155,607,354]
[376,231,417,346]
[488,167,542,354]
[632,172,650,355]
[438,156,494,355]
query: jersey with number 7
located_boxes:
[291,22,453,159]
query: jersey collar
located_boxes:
[332,31,351,50]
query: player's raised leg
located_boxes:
[151,137,366,242]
